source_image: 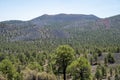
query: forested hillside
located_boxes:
[0,14,120,53]
[0,14,120,80]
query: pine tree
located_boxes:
[55,45,75,80]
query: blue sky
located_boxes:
[0,0,120,21]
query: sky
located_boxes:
[0,0,120,21]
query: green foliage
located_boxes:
[104,57,108,66]
[95,48,102,57]
[115,65,120,78]
[0,59,17,80]
[0,14,120,80]
[17,53,27,65]
[1,15,120,55]
[0,44,119,80]
[27,62,43,71]
[101,66,107,78]
[67,57,91,80]
[55,45,75,80]
[55,45,75,67]
[110,67,113,77]
[37,72,57,80]
[90,56,94,65]
[95,65,107,79]
[115,74,120,80]
[107,53,115,64]
[95,66,102,80]
[93,53,98,65]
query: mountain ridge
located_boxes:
[0,13,105,22]
[0,14,120,41]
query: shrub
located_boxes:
[21,68,37,80]
[0,74,6,80]
[37,72,57,80]
[107,53,115,64]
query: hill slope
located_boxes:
[0,14,120,52]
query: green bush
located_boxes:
[107,53,115,64]
[0,59,16,80]
[27,62,43,71]
[67,57,91,80]
[37,72,57,80]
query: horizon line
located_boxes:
[0,13,119,22]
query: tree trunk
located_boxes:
[63,67,66,80]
